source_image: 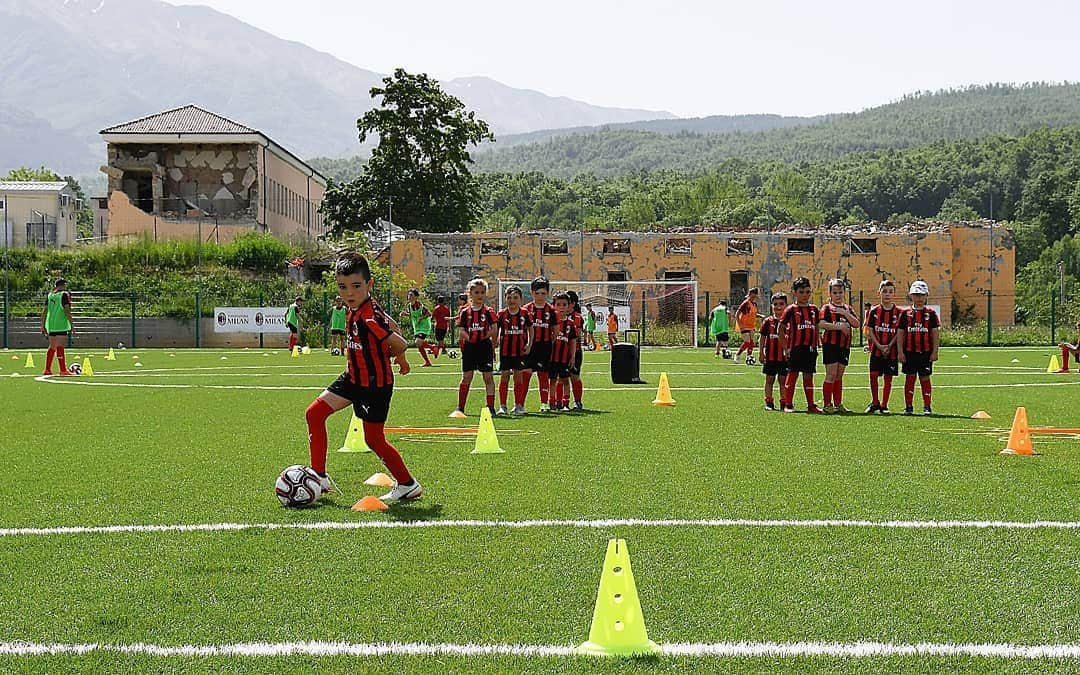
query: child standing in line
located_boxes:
[562,290,586,410]
[285,296,303,352]
[548,292,580,412]
[450,278,499,418]
[897,281,941,415]
[328,296,347,355]
[778,278,822,414]
[522,277,556,411]
[819,279,860,413]
[758,292,788,410]
[865,280,902,414]
[40,277,74,376]
[495,285,533,415]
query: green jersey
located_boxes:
[585,311,596,331]
[286,303,299,326]
[409,303,432,335]
[330,306,347,331]
[45,291,71,333]
[710,307,729,334]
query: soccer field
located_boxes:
[1,345,1077,672]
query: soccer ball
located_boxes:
[117,342,125,349]
[331,348,342,356]
[275,464,322,507]
[745,356,756,366]
[448,350,458,359]
[67,363,82,375]
[721,349,732,359]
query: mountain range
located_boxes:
[0,0,672,176]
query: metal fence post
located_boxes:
[640,295,646,345]
[1,286,6,349]
[322,292,329,348]
[859,290,864,347]
[195,289,201,348]
[259,291,264,349]
[130,293,137,347]
[986,292,992,347]
[1050,290,1056,344]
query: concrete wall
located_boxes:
[388,223,1017,327]
[6,318,290,349]
[106,192,256,243]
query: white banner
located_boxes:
[213,307,291,333]
[591,306,631,332]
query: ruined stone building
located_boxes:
[99,105,326,242]
[388,223,1015,327]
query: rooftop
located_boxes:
[0,181,70,192]
[100,105,258,135]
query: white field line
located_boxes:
[0,640,1077,659]
[1,517,1078,538]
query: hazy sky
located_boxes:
[172,0,1078,118]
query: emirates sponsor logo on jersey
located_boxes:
[504,326,526,335]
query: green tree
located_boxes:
[321,69,494,234]
[3,166,60,181]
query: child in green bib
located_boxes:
[40,277,74,375]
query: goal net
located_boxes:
[496,279,699,347]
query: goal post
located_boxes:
[496,279,700,348]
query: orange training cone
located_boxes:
[1000,407,1034,455]
[352,495,390,512]
[651,372,675,406]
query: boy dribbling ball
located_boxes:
[897,280,941,415]
[303,253,420,503]
[401,288,434,367]
[710,300,731,358]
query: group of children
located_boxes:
[748,278,941,415]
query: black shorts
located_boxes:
[330,329,346,336]
[715,332,729,342]
[287,323,298,334]
[526,341,551,372]
[547,362,573,379]
[761,360,789,376]
[47,331,69,337]
[435,328,448,342]
[499,355,529,372]
[902,352,934,377]
[787,345,818,374]
[326,375,393,423]
[414,333,428,341]
[462,341,494,373]
[869,355,899,377]
[822,344,850,366]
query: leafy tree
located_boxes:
[321,68,494,234]
[3,166,60,181]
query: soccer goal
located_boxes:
[496,279,700,347]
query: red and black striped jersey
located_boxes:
[866,304,903,358]
[780,303,820,348]
[898,306,941,353]
[550,317,579,365]
[571,310,584,334]
[524,301,556,342]
[821,302,855,349]
[496,308,532,357]
[759,316,785,362]
[346,298,394,389]
[457,304,498,344]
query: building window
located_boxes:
[541,239,568,255]
[727,238,752,255]
[60,195,69,208]
[787,237,814,254]
[480,238,508,255]
[848,238,877,254]
[0,197,5,211]
[666,238,691,255]
[603,238,631,254]
[664,271,693,280]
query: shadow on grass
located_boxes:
[386,501,444,522]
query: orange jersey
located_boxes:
[736,299,758,331]
[606,314,618,332]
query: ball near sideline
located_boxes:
[331,348,342,356]
[275,465,322,507]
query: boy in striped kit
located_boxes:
[450,278,499,418]
[778,277,822,413]
[522,277,557,411]
[548,292,580,412]
[897,280,941,415]
[819,279,860,413]
[865,280,902,414]
[303,253,420,502]
[495,285,533,416]
[758,292,788,410]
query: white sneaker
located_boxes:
[496,405,508,416]
[379,480,423,502]
[318,474,340,496]
[512,405,527,415]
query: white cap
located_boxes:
[909,280,929,295]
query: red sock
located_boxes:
[834,379,843,405]
[920,378,932,408]
[498,380,509,407]
[882,376,893,407]
[289,334,297,351]
[1062,347,1070,370]
[555,381,564,403]
[904,375,916,407]
[457,381,469,410]
[572,379,583,403]
[305,399,333,474]
[782,371,798,406]
[46,347,56,372]
[514,374,526,406]
[57,346,67,373]
[803,374,815,407]
[823,381,833,407]
[363,421,413,484]
[432,343,441,357]
[419,343,431,365]
[521,371,532,404]
[548,382,557,405]
[869,373,880,405]
[486,393,495,409]
[538,372,550,403]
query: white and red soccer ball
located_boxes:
[275,464,322,507]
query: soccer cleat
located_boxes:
[781,405,796,413]
[42,370,53,376]
[879,407,890,415]
[496,405,508,416]
[448,408,467,419]
[379,480,423,502]
[903,407,914,416]
[764,401,777,411]
[864,403,881,414]
[923,407,933,416]
[1054,368,1070,374]
[806,405,823,414]
[834,404,850,414]
[318,474,341,496]
[511,405,527,416]
[822,405,836,414]
[573,401,583,411]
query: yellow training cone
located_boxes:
[291,346,300,358]
[338,415,372,453]
[471,407,504,454]
[105,347,117,361]
[651,372,675,406]
[971,410,991,419]
[82,356,94,377]
[364,472,395,487]
[1000,407,1035,456]
[24,352,34,369]
[577,539,661,657]
[1047,354,1061,373]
